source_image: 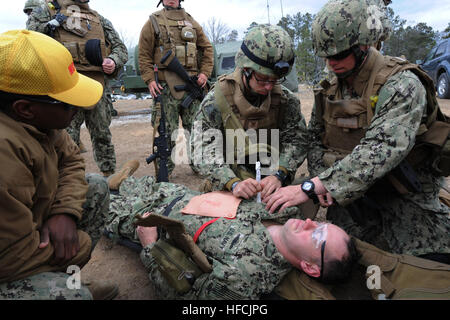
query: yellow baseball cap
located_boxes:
[0,29,103,108]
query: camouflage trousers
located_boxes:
[67,93,116,174]
[106,175,192,242]
[151,83,202,179]
[327,192,450,257]
[0,174,110,300]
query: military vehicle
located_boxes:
[121,45,148,94]
[121,41,299,94]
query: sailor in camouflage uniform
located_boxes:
[265,0,450,262]
[105,175,354,299]
[139,0,213,178]
[23,0,43,16]
[190,25,309,200]
[27,0,128,176]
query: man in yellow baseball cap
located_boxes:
[0,30,117,300]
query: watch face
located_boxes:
[302,181,313,192]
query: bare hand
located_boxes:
[232,178,262,199]
[148,81,163,98]
[264,185,308,214]
[196,73,208,88]
[260,175,282,202]
[317,192,334,207]
[39,214,79,266]
[102,58,116,74]
[136,212,158,247]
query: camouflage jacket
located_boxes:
[26,2,128,75]
[308,69,449,213]
[108,176,302,299]
[190,71,309,191]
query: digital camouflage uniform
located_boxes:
[23,0,44,25]
[0,174,110,300]
[23,0,43,13]
[106,176,304,299]
[27,1,128,174]
[138,5,214,178]
[190,25,308,191]
[190,81,308,191]
[308,0,450,257]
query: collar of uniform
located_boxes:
[163,7,186,20]
[230,68,273,116]
[60,0,90,10]
[352,48,383,97]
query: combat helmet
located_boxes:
[23,0,41,13]
[312,0,386,58]
[235,24,295,78]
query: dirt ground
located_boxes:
[80,86,450,300]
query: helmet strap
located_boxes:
[242,68,253,88]
[351,46,368,70]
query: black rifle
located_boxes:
[146,64,170,182]
[103,230,143,253]
[161,50,206,109]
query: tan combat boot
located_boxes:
[78,141,87,153]
[83,280,119,300]
[108,159,140,190]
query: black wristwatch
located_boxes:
[274,170,288,186]
[301,180,319,204]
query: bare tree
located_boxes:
[118,28,136,52]
[202,17,231,44]
[227,30,239,42]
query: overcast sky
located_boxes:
[1,0,449,47]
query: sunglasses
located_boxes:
[320,240,326,280]
[312,223,328,280]
[326,48,353,61]
[253,72,285,85]
[3,93,77,111]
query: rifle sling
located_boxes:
[157,195,185,239]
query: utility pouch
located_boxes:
[423,119,450,176]
[408,117,450,177]
[62,21,88,37]
[185,42,197,69]
[62,41,81,64]
[180,26,196,42]
[150,239,203,294]
[175,45,186,66]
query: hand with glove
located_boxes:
[47,13,68,30]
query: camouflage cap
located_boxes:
[235,24,295,77]
[312,0,387,57]
[23,0,41,12]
